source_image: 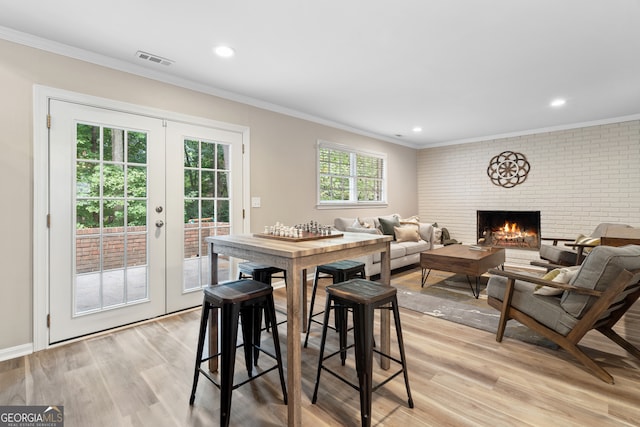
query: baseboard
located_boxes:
[0,343,33,362]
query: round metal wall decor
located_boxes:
[487,151,530,188]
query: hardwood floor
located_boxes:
[2,269,640,426]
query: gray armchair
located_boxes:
[487,244,640,383]
[539,223,632,266]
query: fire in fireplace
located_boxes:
[477,210,541,250]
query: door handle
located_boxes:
[155,220,164,228]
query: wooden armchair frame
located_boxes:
[530,260,573,272]
[487,267,640,383]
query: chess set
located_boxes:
[254,221,342,242]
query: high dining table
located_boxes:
[205,232,393,426]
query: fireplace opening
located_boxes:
[477,210,541,250]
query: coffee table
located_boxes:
[420,244,505,298]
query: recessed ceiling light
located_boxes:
[214,45,235,58]
[412,126,423,133]
[550,98,566,107]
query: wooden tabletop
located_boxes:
[209,232,393,266]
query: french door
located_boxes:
[48,99,243,343]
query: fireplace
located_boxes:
[477,210,541,250]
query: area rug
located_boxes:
[390,267,557,348]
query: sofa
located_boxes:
[333,214,436,277]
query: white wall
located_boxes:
[0,38,418,355]
[418,120,640,265]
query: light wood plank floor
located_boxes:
[2,268,640,426]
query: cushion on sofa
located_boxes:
[334,217,354,231]
[394,225,420,242]
[372,243,407,263]
[418,223,434,242]
[399,240,430,256]
[358,217,378,229]
[346,226,382,235]
[379,216,400,236]
[399,215,420,225]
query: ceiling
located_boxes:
[1,0,639,148]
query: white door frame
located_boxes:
[33,85,250,351]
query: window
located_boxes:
[317,140,387,207]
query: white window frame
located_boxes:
[316,140,387,208]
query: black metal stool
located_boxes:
[238,261,287,361]
[189,279,287,427]
[238,261,287,285]
[303,260,366,348]
[311,279,413,427]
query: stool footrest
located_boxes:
[319,365,407,395]
[372,348,403,366]
[309,315,344,332]
[197,363,281,392]
[321,344,356,362]
[320,344,407,392]
[320,366,361,393]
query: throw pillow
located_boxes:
[399,221,421,236]
[534,266,580,296]
[394,225,420,242]
[378,216,400,237]
[400,215,420,224]
[334,217,354,231]
[574,234,600,254]
[542,269,562,281]
[358,217,376,229]
[417,223,433,242]
[433,226,443,243]
[555,266,580,285]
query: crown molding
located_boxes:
[3,25,636,151]
[0,25,416,149]
[420,113,640,149]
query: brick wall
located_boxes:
[417,119,640,266]
[75,223,230,273]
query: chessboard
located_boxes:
[253,232,343,242]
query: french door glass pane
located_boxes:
[74,123,149,315]
[126,231,147,302]
[201,171,215,197]
[184,170,198,197]
[102,234,125,307]
[76,162,100,197]
[183,138,231,291]
[76,236,100,312]
[103,164,124,197]
[217,172,229,197]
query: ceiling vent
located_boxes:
[135,51,174,66]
